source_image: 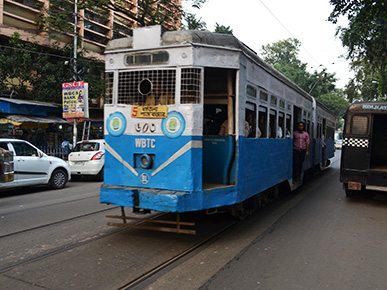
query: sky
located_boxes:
[184,0,353,89]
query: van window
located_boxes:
[351,115,368,135]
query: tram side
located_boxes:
[100,26,335,217]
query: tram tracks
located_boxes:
[118,218,240,290]
[0,206,120,239]
[0,210,168,275]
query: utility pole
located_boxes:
[72,0,78,148]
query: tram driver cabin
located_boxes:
[100,26,335,218]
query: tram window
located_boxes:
[279,99,285,109]
[246,85,257,99]
[260,91,268,102]
[204,105,227,135]
[306,120,311,135]
[286,114,291,138]
[278,114,285,138]
[118,69,176,105]
[105,72,114,104]
[351,115,368,135]
[245,106,257,138]
[259,106,268,137]
[269,110,277,138]
[181,68,201,104]
[271,95,277,106]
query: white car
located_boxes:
[67,139,105,180]
[0,139,71,190]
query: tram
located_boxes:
[100,26,335,231]
[340,101,387,196]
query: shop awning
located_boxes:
[0,118,21,125]
[2,115,71,124]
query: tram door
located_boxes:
[202,68,236,187]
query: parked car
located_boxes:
[0,139,71,190]
[67,139,105,180]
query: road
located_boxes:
[1,154,387,290]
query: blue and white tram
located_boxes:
[101,26,335,220]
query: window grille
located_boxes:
[117,70,176,105]
[105,72,114,104]
[181,68,201,104]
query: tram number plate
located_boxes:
[348,181,361,191]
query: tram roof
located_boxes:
[106,26,317,104]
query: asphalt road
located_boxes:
[144,154,387,290]
[1,154,387,290]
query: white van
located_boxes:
[0,139,71,190]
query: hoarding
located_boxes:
[62,81,89,119]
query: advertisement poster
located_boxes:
[62,81,89,119]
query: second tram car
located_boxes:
[101,26,335,228]
[341,101,387,196]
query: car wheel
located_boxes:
[97,167,104,181]
[50,169,68,189]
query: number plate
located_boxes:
[348,181,361,191]
[75,161,85,166]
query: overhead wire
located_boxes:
[258,0,322,67]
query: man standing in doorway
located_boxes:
[293,121,310,182]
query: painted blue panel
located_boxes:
[326,139,335,158]
[203,135,234,184]
[238,138,292,200]
[104,134,202,192]
[100,185,238,212]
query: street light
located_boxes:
[309,73,327,95]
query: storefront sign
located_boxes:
[131,106,168,118]
[62,81,89,119]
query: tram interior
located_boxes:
[370,114,387,169]
[202,68,236,187]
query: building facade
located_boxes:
[0,0,181,60]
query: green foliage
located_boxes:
[261,38,337,98]
[183,13,207,30]
[260,38,347,121]
[0,33,104,103]
[318,91,349,121]
[329,0,387,99]
[214,23,233,34]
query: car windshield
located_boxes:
[73,142,100,152]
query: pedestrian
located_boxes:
[61,139,71,159]
[293,121,310,182]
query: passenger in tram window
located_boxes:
[144,80,174,106]
[259,114,266,137]
[245,110,256,138]
[277,118,284,138]
[293,121,310,182]
[218,112,228,135]
[322,129,326,148]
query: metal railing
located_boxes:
[38,146,69,160]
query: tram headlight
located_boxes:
[140,154,153,169]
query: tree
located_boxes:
[214,23,233,34]
[319,91,349,123]
[0,33,104,103]
[261,38,337,99]
[328,0,387,99]
[182,13,207,30]
[344,59,379,102]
